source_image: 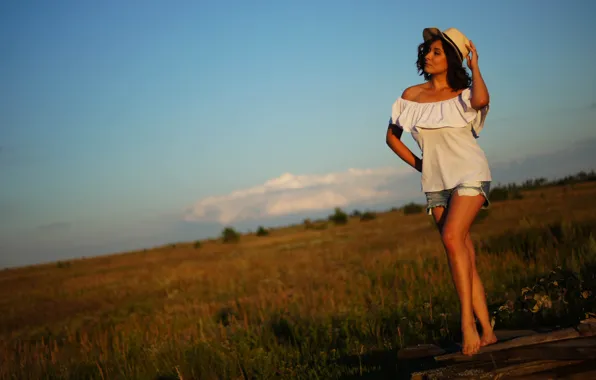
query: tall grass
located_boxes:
[1,181,596,379]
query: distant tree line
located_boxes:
[488,169,596,202]
[201,169,596,245]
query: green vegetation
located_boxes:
[328,207,348,225]
[221,227,240,243]
[360,211,377,222]
[256,226,270,237]
[402,202,425,215]
[56,261,72,269]
[488,169,596,202]
[489,185,524,202]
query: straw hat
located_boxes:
[423,27,470,62]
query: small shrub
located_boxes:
[222,227,240,243]
[256,226,269,236]
[360,211,376,221]
[303,218,313,229]
[491,264,596,329]
[351,210,362,217]
[194,241,202,249]
[56,261,71,269]
[489,185,523,202]
[328,207,348,225]
[402,202,424,215]
[488,187,509,202]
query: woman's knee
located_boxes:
[441,228,466,253]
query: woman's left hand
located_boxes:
[465,40,479,71]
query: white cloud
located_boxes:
[184,166,415,224]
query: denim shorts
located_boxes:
[424,181,491,215]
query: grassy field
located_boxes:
[2,174,596,379]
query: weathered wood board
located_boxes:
[400,318,596,379]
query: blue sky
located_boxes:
[1,0,595,268]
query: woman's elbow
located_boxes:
[471,97,489,110]
[386,124,402,143]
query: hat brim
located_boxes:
[422,27,464,62]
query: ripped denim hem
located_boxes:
[424,181,491,216]
[426,203,449,216]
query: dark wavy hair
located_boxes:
[416,35,471,91]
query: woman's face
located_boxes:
[424,39,448,76]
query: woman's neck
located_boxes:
[429,74,450,91]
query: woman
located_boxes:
[385,27,497,356]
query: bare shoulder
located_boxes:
[401,83,427,101]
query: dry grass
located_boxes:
[1,181,596,379]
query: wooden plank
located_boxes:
[411,337,596,379]
[397,329,539,361]
[564,369,596,380]
[411,359,586,379]
[493,329,541,341]
[407,320,596,379]
[578,321,596,336]
[492,359,585,379]
[580,317,596,325]
[504,360,596,379]
[435,326,595,362]
[499,344,596,361]
[411,355,532,379]
[539,335,596,348]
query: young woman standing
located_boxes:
[385,27,498,356]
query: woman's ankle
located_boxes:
[461,320,477,331]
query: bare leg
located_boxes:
[464,233,497,346]
[432,204,497,352]
[436,193,487,355]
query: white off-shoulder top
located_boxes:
[389,88,492,193]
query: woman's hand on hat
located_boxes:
[465,40,479,71]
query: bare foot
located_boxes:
[461,324,481,356]
[480,328,498,347]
